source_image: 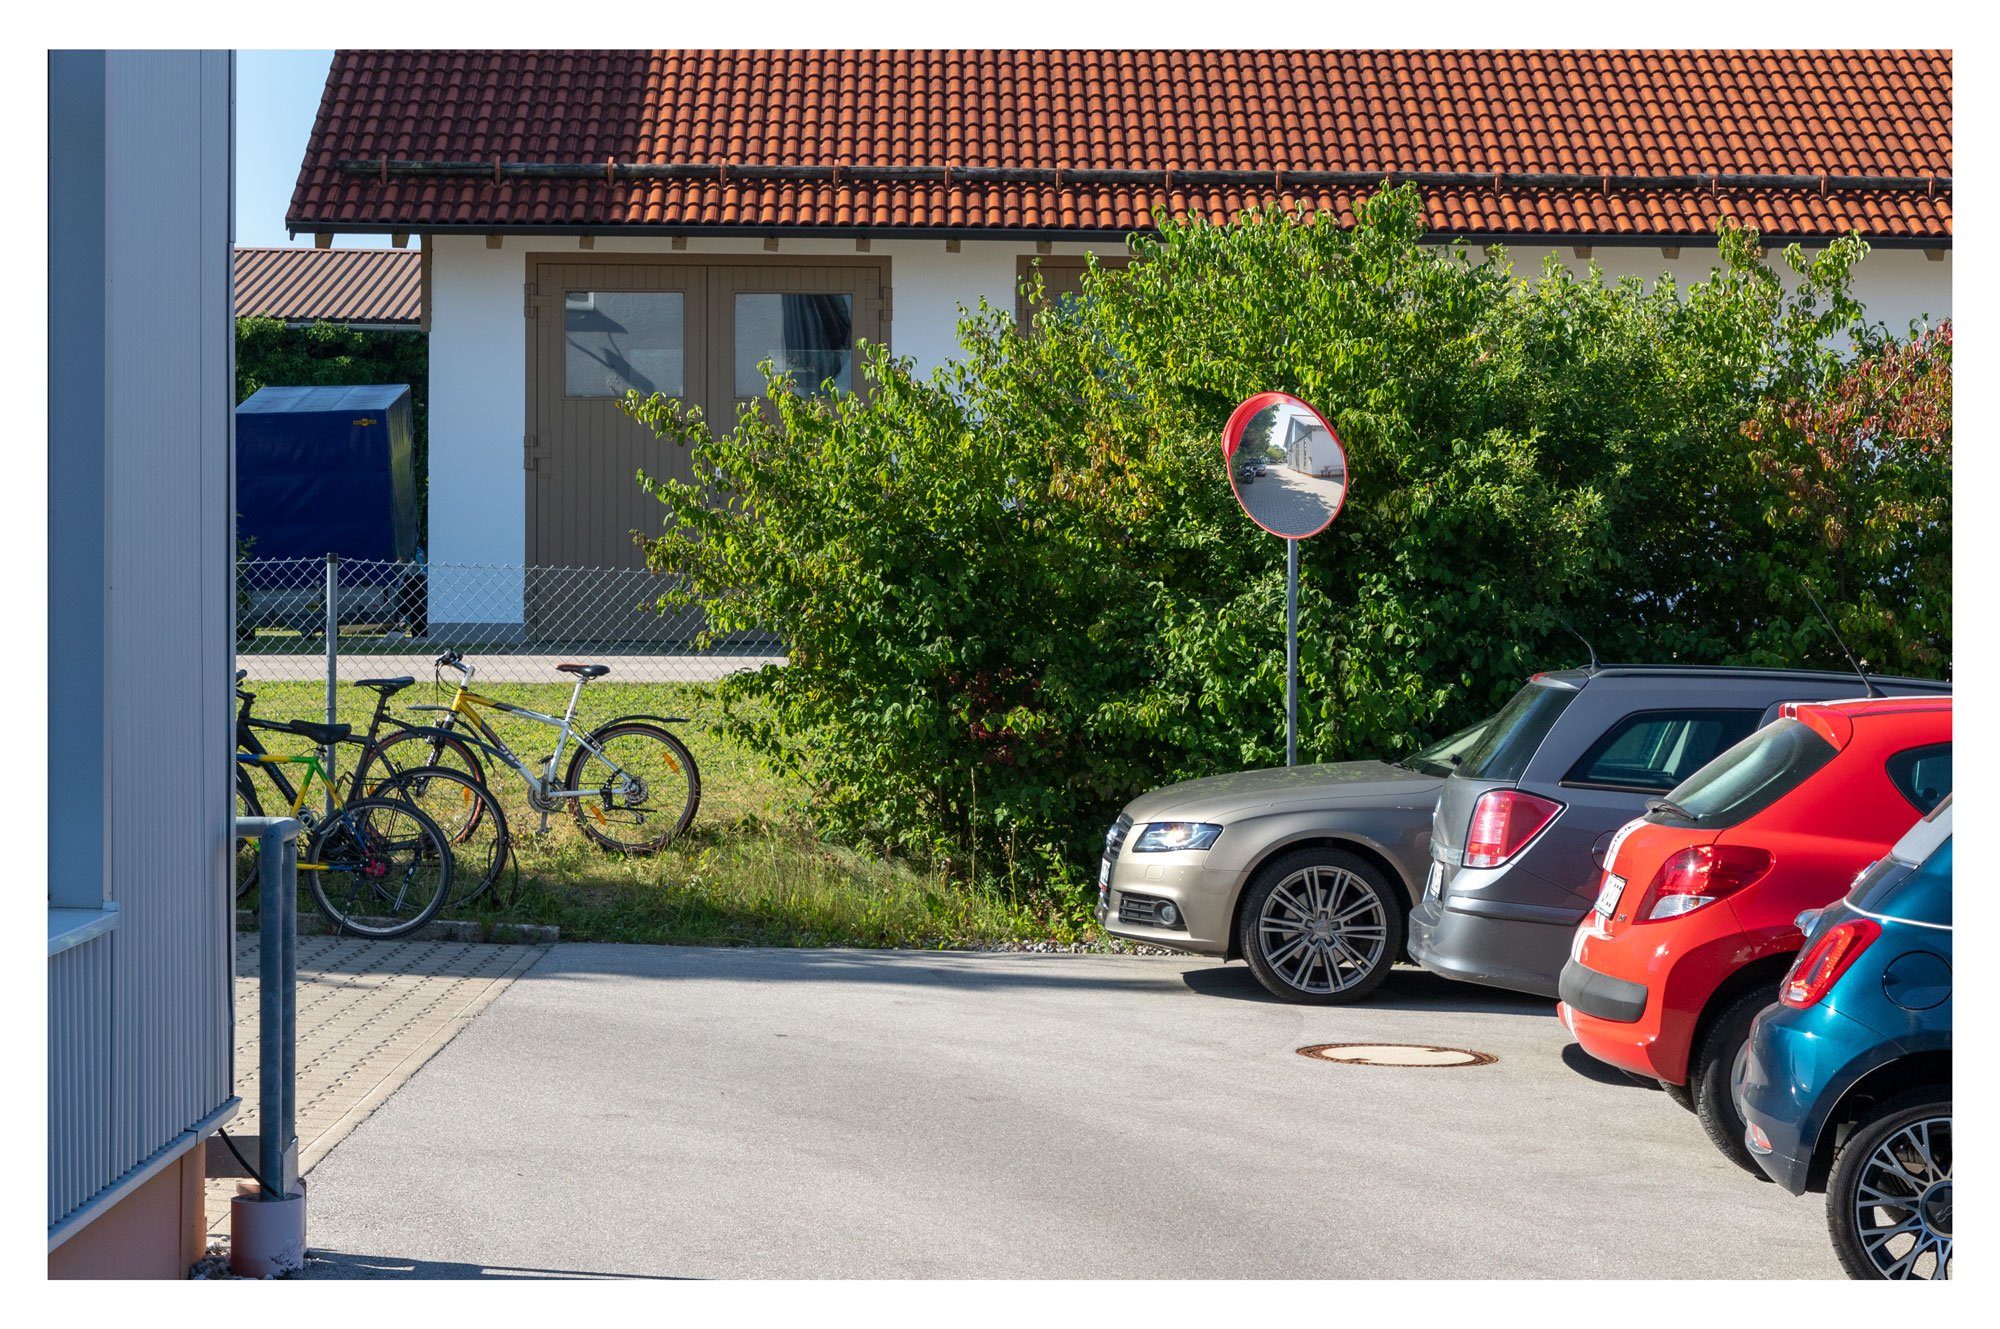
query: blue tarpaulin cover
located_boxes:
[237,384,417,588]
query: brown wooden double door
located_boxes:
[525,253,889,641]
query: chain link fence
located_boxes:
[235,555,782,688]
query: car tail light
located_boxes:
[1780,919,1882,1008]
[1637,845,1774,920]
[1462,790,1564,868]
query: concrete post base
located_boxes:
[229,1184,307,1277]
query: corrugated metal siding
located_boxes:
[234,246,421,326]
[48,937,115,1227]
[47,50,236,1238]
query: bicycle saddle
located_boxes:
[353,676,416,695]
[556,663,611,679]
[282,720,352,745]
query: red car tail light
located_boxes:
[1462,790,1564,868]
[1636,845,1774,920]
[1780,919,1882,1008]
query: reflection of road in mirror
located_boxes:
[1238,466,1346,538]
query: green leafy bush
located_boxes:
[1740,323,1951,673]
[627,187,1949,906]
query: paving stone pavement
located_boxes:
[206,933,546,1233]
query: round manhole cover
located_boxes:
[1297,1043,1497,1068]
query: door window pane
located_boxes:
[1565,709,1761,792]
[565,291,684,398]
[735,293,853,396]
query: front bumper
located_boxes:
[1096,850,1236,955]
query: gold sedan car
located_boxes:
[1097,720,1488,1003]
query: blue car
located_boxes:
[1739,796,1952,1280]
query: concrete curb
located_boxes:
[236,911,559,945]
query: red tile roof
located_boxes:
[234,246,421,327]
[290,50,1952,243]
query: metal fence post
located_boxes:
[324,552,339,801]
[240,815,302,1199]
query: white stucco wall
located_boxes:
[425,232,1950,622]
[1495,243,1950,341]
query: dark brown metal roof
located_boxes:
[233,246,420,327]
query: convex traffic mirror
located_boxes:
[1222,392,1349,540]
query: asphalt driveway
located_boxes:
[299,946,1838,1279]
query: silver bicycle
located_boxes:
[350,651,701,854]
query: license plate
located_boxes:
[1099,857,1112,891]
[1425,859,1445,901]
[1593,873,1627,919]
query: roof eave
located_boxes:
[285,219,1954,251]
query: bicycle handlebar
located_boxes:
[434,649,473,682]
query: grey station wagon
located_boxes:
[1408,665,1949,999]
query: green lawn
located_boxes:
[240,678,1103,949]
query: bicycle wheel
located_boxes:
[562,721,700,854]
[304,796,453,939]
[234,767,264,900]
[371,764,512,908]
[350,723,490,797]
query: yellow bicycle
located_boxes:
[235,675,455,938]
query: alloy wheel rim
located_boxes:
[1853,1115,1952,1279]
[1256,865,1387,994]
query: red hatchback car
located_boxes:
[1557,695,1952,1172]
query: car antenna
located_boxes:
[1802,582,1882,698]
[1560,621,1603,673]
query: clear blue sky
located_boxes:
[236,50,391,249]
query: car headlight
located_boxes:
[1131,821,1224,853]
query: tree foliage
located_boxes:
[1740,323,1951,672]
[626,187,1950,899]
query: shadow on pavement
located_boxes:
[299,1250,689,1280]
[1558,1040,1663,1090]
[1178,961,1554,1016]
[521,944,1197,996]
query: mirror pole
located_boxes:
[1286,537,1299,767]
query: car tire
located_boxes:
[1693,986,1778,1177]
[1826,1092,1951,1280]
[1663,1079,1696,1112]
[1238,847,1404,1005]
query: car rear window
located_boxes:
[1885,743,1952,814]
[1457,682,1578,783]
[1851,839,1952,928]
[1563,709,1761,793]
[1647,717,1838,829]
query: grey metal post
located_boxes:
[279,832,297,1197]
[1286,537,1299,767]
[243,816,302,1199]
[324,552,339,802]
